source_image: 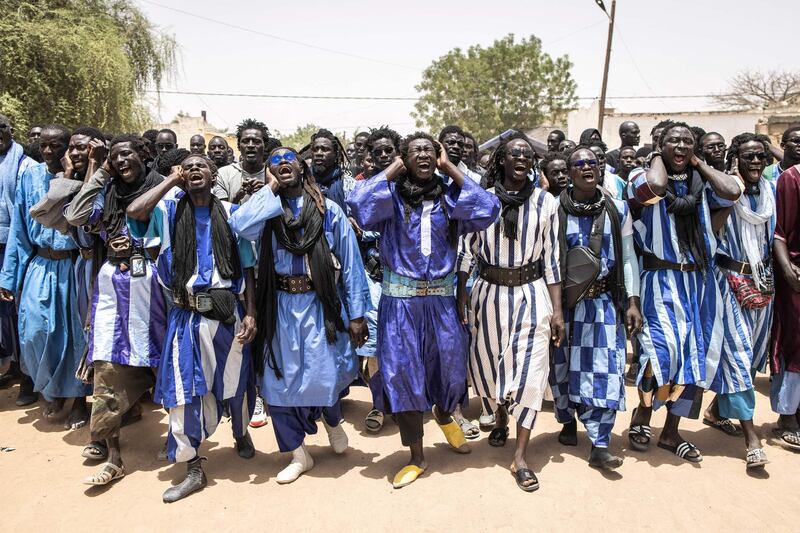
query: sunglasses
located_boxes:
[371,146,394,156]
[739,152,767,162]
[509,147,534,159]
[572,159,598,168]
[269,151,297,166]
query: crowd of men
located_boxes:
[0,112,799,500]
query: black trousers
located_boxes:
[396,411,424,446]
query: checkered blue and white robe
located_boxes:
[551,197,631,411]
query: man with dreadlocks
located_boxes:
[700,133,774,467]
[127,153,259,502]
[308,128,352,212]
[213,118,270,204]
[64,134,167,485]
[229,146,370,484]
[457,132,564,492]
[348,132,499,489]
[549,145,642,472]
[625,122,742,463]
[0,124,92,425]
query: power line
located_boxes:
[148,89,738,101]
[138,0,422,71]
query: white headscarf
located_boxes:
[734,177,774,287]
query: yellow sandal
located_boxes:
[392,465,426,488]
[436,418,471,454]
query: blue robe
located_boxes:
[229,185,371,408]
[0,163,89,400]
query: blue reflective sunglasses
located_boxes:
[572,158,598,168]
[269,151,297,166]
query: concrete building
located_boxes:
[568,101,800,147]
[152,111,239,155]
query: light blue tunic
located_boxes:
[229,186,371,408]
[0,163,89,400]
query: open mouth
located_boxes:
[673,154,687,165]
[514,163,528,173]
[417,161,431,172]
[187,170,204,184]
[581,170,595,181]
[277,164,293,177]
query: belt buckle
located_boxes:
[416,279,429,297]
[195,293,213,312]
[680,263,691,272]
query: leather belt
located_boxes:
[79,248,94,260]
[642,252,701,273]
[277,275,314,294]
[477,259,544,287]
[173,292,213,313]
[382,270,454,297]
[715,254,752,275]
[36,247,73,260]
[584,277,609,299]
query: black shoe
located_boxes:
[558,420,578,446]
[163,457,207,503]
[15,375,38,406]
[235,432,255,459]
[589,446,623,470]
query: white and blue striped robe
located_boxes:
[458,188,560,429]
[127,192,257,409]
[627,169,724,389]
[709,180,775,394]
[552,197,632,411]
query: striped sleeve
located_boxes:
[543,196,561,284]
[628,168,664,207]
[457,233,477,275]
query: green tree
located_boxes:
[0,0,176,138]
[413,34,577,142]
[275,123,349,151]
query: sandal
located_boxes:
[628,408,651,452]
[478,413,496,432]
[510,467,539,492]
[81,441,108,461]
[703,417,743,437]
[772,427,800,451]
[456,416,480,440]
[745,448,769,469]
[657,440,703,463]
[83,462,125,486]
[364,409,384,433]
[488,427,509,447]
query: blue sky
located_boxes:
[137,0,799,137]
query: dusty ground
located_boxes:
[1,376,797,532]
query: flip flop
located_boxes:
[772,427,800,451]
[81,441,108,461]
[628,408,651,452]
[657,440,703,463]
[703,417,743,437]
[392,465,426,489]
[364,409,384,433]
[745,448,769,469]
[510,467,539,492]
[83,462,125,486]
[488,427,509,447]
[456,416,480,440]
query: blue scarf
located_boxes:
[314,166,346,212]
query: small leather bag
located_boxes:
[563,211,604,308]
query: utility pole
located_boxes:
[597,0,616,133]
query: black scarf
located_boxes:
[558,188,627,313]
[255,185,345,379]
[664,171,707,269]
[493,178,534,240]
[103,169,163,238]
[171,194,242,305]
[396,174,457,247]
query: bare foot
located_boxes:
[65,399,90,430]
[44,398,66,420]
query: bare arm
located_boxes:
[710,206,733,234]
[644,153,668,197]
[692,154,741,201]
[127,171,182,222]
[236,267,258,344]
[546,283,565,347]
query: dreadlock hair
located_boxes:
[438,125,466,143]
[72,126,105,141]
[157,147,191,176]
[781,125,800,143]
[265,137,282,154]
[157,128,177,142]
[142,129,158,143]
[651,119,674,137]
[658,121,694,149]
[236,118,270,143]
[109,134,149,164]
[42,124,72,144]
[725,132,766,172]
[481,130,535,189]
[366,126,401,153]
[540,150,569,179]
[310,128,349,166]
[690,126,707,156]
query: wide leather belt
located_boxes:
[277,275,314,294]
[36,247,72,260]
[715,254,752,275]
[173,292,213,313]
[382,269,454,297]
[642,252,701,273]
[584,277,609,299]
[478,259,543,287]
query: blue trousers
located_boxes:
[269,400,343,452]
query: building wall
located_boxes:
[151,113,239,156]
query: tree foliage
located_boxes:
[0,0,176,138]
[714,69,800,110]
[274,123,348,151]
[412,34,577,142]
